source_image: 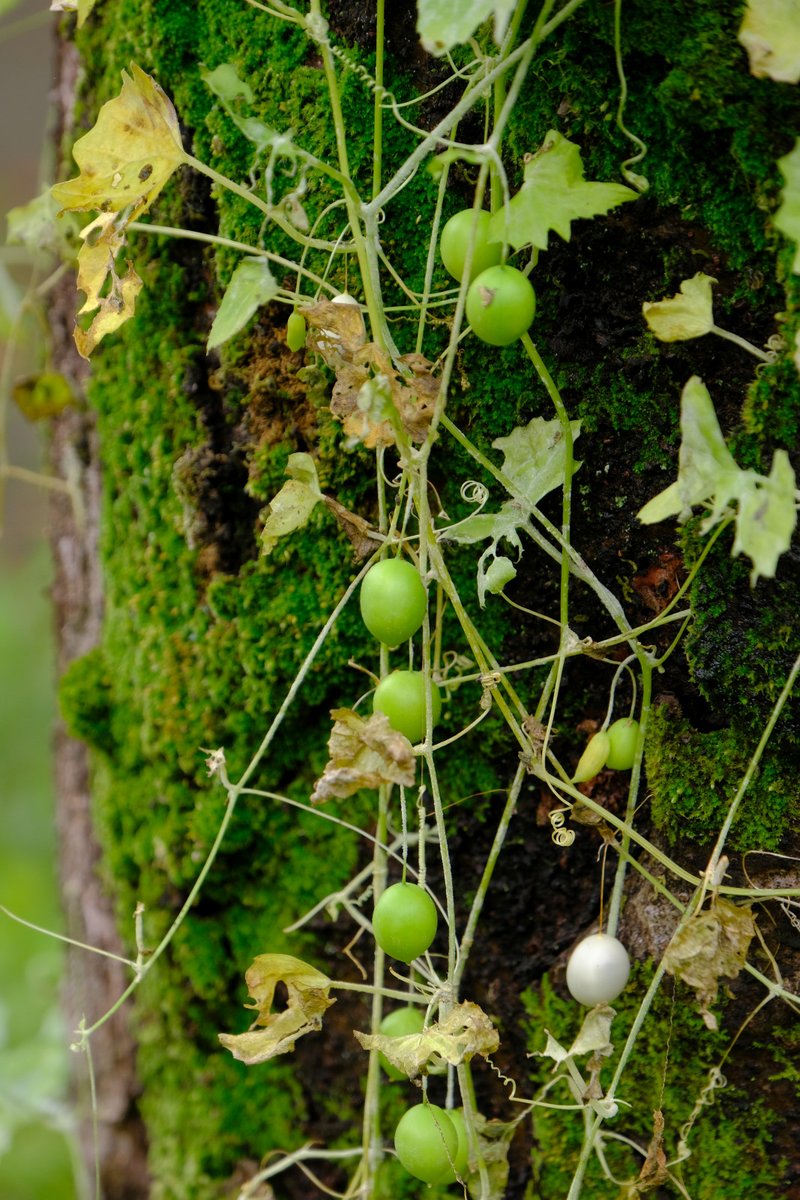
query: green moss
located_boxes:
[523,971,784,1199]
[645,703,795,851]
[59,646,116,754]
[59,0,800,1194]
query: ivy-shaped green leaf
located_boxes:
[733,451,797,583]
[493,414,582,506]
[416,0,516,56]
[208,257,278,350]
[774,139,800,273]
[639,377,797,584]
[738,0,800,84]
[638,377,740,525]
[261,453,323,554]
[489,131,637,252]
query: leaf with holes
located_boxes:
[51,63,187,218]
[355,1001,498,1077]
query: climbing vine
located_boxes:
[3,1,800,1198]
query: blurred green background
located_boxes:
[1,0,82,1195]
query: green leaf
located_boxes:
[416,0,516,56]
[738,0,800,83]
[493,414,582,507]
[207,257,278,350]
[732,450,797,583]
[6,190,80,260]
[638,377,740,524]
[200,62,255,104]
[642,273,717,342]
[639,377,797,583]
[482,554,517,595]
[201,62,278,152]
[774,139,800,274]
[260,453,323,553]
[489,131,637,252]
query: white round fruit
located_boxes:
[566,933,630,1006]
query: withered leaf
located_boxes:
[321,496,382,559]
[311,709,416,803]
[354,1000,499,1078]
[302,301,438,447]
[633,1109,669,1195]
[74,260,143,360]
[218,953,333,1065]
[663,897,756,1030]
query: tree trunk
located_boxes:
[50,3,800,1199]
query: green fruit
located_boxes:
[372,670,441,744]
[394,1103,458,1184]
[373,882,438,963]
[466,264,535,346]
[573,729,611,782]
[434,1107,470,1183]
[605,717,640,770]
[286,311,306,352]
[359,558,427,647]
[440,209,502,282]
[378,1006,425,1079]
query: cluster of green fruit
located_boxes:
[440,209,535,346]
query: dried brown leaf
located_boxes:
[311,709,416,803]
[663,897,756,1029]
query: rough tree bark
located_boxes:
[49,3,800,1199]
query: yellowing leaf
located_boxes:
[663,899,756,1030]
[51,64,187,218]
[311,709,416,803]
[12,372,76,421]
[642,273,717,342]
[218,953,334,1065]
[774,139,800,274]
[74,261,143,359]
[355,1001,498,1078]
[303,301,437,448]
[489,131,637,252]
[50,0,99,27]
[261,453,323,553]
[738,0,800,83]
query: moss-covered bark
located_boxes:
[51,2,799,1198]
